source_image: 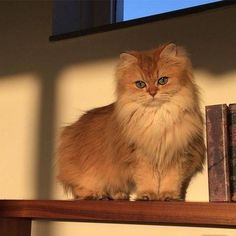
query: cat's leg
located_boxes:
[159,138,205,201]
[109,191,129,200]
[69,174,109,200]
[107,173,131,200]
[72,185,109,200]
[71,174,130,200]
[158,152,204,201]
[130,160,159,201]
[158,166,183,201]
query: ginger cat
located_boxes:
[57,43,205,201]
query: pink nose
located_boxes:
[149,90,157,97]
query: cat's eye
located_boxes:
[135,80,146,89]
[157,76,169,85]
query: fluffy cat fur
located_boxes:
[57,43,205,201]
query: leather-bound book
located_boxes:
[228,104,236,201]
[206,104,230,202]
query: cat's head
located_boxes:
[116,43,194,107]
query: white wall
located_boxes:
[0,1,236,235]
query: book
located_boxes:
[228,104,236,201]
[205,104,230,202]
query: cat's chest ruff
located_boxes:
[117,102,195,161]
[124,104,180,140]
[117,103,175,148]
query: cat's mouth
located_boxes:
[145,97,169,107]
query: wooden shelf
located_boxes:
[0,200,236,228]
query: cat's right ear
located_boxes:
[119,52,138,64]
[160,43,177,58]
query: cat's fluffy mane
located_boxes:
[57,43,205,200]
[114,43,203,170]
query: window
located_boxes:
[51,0,224,40]
[122,0,221,21]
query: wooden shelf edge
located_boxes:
[0,200,236,228]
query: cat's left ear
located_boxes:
[160,43,177,58]
[119,52,138,64]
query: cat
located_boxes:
[57,43,205,201]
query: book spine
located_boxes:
[206,104,230,202]
[228,104,236,201]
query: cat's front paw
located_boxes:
[73,188,109,200]
[110,192,129,200]
[129,191,158,201]
[158,191,183,201]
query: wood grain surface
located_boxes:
[0,218,31,236]
[1,200,236,228]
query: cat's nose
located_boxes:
[149,90,157,97]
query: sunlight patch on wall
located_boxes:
[0,74,40,199]
[54,59,116,199]
[196,70,236,106]
[56,59,116,125]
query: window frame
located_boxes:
[50,0,234,41]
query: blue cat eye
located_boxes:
[157,76,169,85]
[135,80,146,89]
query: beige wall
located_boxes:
[0,1,236,235]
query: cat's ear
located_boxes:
[160,43,177,58]
[120,52,138,64]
